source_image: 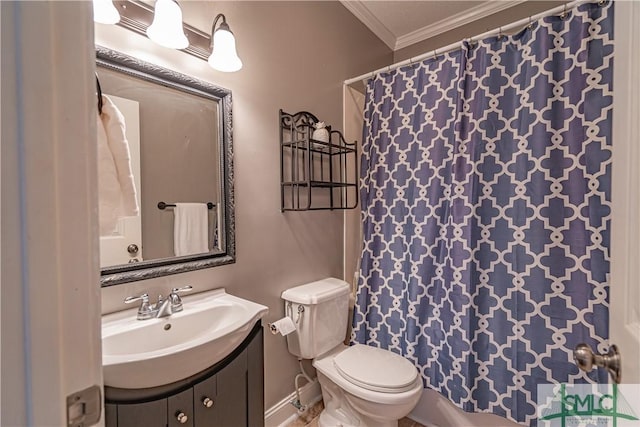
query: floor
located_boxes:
[288,400,426,427]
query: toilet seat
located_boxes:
[333,345,419,393]
[313,345,423,405]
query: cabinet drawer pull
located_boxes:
[202,397,214,408]
[175,411,188,424]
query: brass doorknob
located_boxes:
[127,244,139,254]
[574,343,621,384]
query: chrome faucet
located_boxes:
[124,285,193,320]
[154,295,173,318]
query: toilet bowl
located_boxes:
[313,345,423,427]
[281,278,423,427]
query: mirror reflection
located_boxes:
[97,47,235,286]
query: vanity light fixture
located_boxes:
[102,1,243,70]
[93,0,121,25]
[208,14,243,72]
[146,0,189,49]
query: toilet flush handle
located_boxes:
[294,305,304,323]
[286,301,305,324]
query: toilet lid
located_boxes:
[333,345,419,393]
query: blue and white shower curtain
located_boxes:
[352,2,613,425]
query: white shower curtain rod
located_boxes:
[344,0,594,86]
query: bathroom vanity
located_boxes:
[105,321,264,427]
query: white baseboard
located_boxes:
[265,380,323,427]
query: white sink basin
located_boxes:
[102,288,268,389]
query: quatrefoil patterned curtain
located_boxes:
[351,2,613,425]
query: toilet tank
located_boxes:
[281,278,351,359]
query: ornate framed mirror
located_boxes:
[96,46,235,286]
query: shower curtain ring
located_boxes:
[527,16,534,30]
[560,5,568,20]
[468,37,476,49]
[598,0,606,5]
[433,49,438,60]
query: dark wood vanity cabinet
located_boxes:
[105,322,264,427]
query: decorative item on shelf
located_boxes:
[311,121,330,143]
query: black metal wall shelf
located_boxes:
[280,110,358,211]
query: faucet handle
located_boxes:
[124,293,149,305]
[172,285,193,294]
[169,285,193,312]
[124,293,156,320]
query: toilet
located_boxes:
[281,278,423,427]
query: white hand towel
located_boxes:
[173,203,209,256]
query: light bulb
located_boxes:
[146,0,189,49]
[208,28,242,72]
[93,0,120,25]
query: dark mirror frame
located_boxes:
[97,45,235,287]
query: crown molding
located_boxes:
[395,0,527,50]
[341,0,527,52]
[339,0,396,50]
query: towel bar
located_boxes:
[157,201,215,210]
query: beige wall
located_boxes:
[394,1,565,62]
[96,0,391,411]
